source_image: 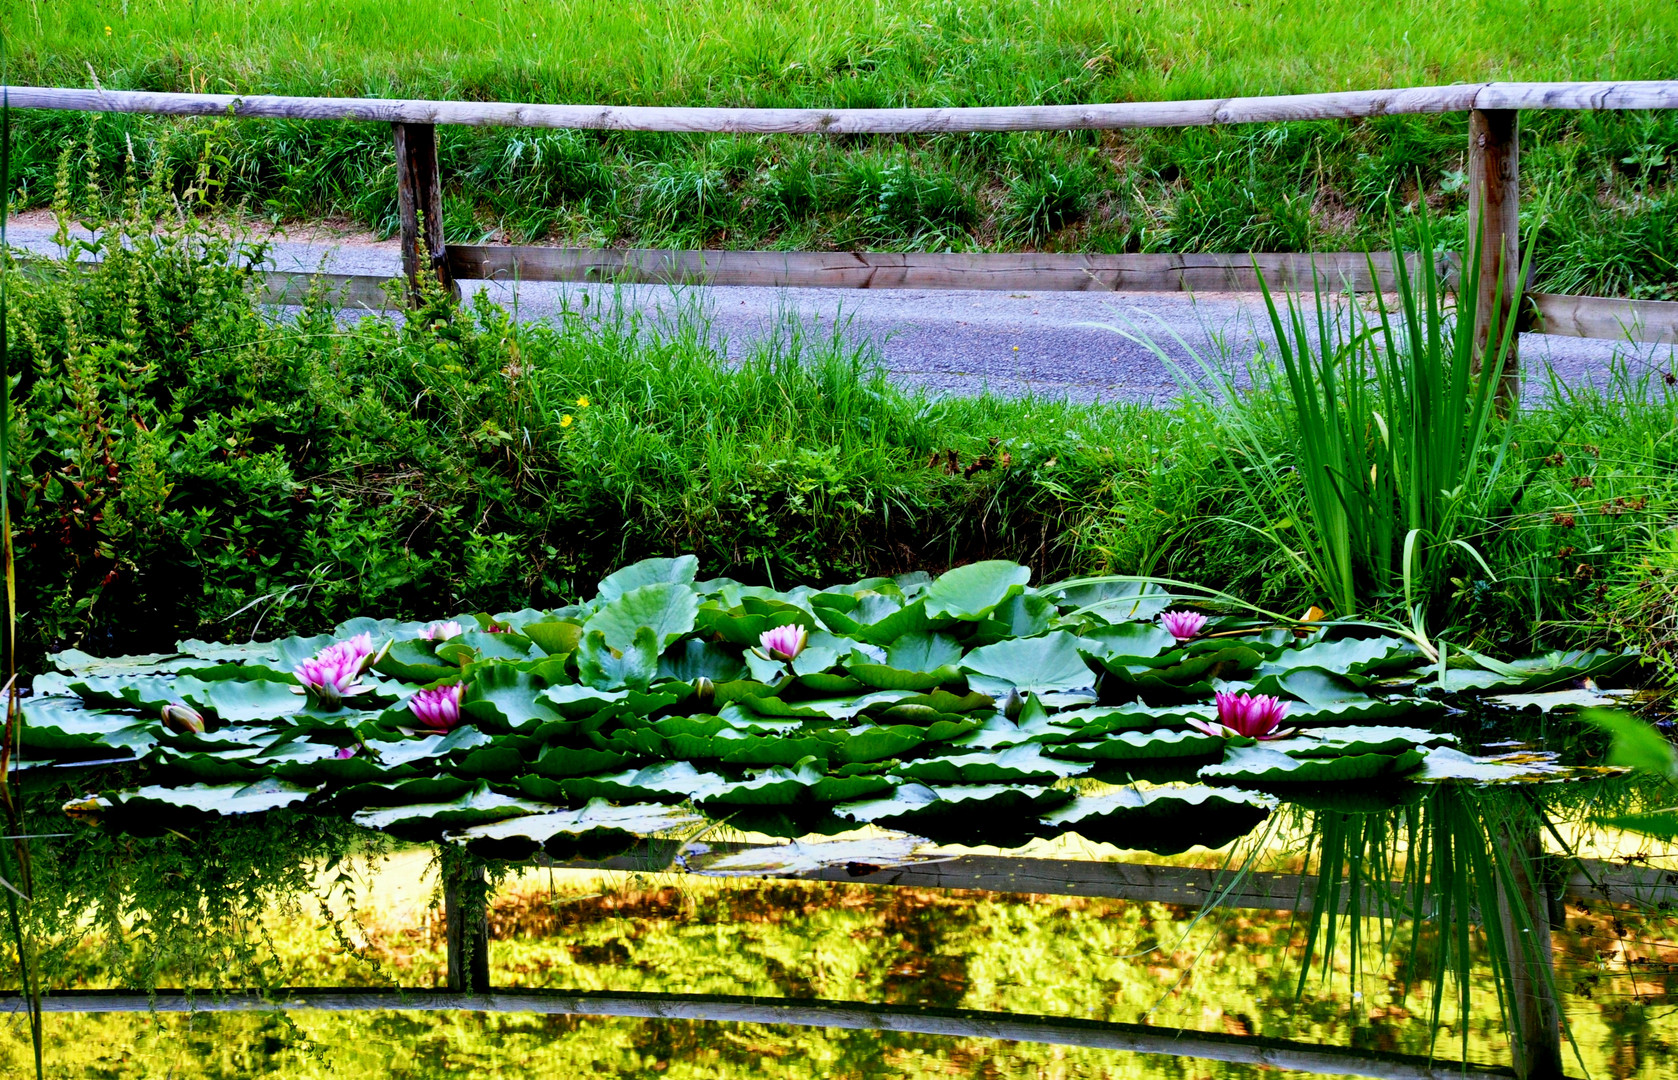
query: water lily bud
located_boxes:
[161,702,205,734]
[1000,688,1024,720]
[693,676,716,705]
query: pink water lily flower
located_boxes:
[420,620,464,641]
[1160,610,1208,642]
[334,746,359,760]
[1187,691,1297,740]
[294,633,377,708]
[409,683,465,733]
[759,624,808,662]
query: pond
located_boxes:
[3,558,1673,1078]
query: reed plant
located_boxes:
[1120,212,1526,642]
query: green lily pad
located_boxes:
[1078,622,1179,661]
[894,744,1090,784]
[577,626,660,692]
[375,638,459,683]
[886,632,963,672]
[1045,729,1225,761]
[1264,726,1456,758]
[522,621,584,657]
[961,631,1097,695]
[584,582,699,655]
[698,763,825,807]
[530,745,638,778]
[597,555,700,603]
[350,784,550,833]
[833,782,1071,826]
[451,799,704,860]
[1041,784,1276,853]
[460,666,565,731]
[658,639,748,683]
[921,561,1031,620]
[1199,745,1427,784]
[20,697,155,756]
[117,778,319,816]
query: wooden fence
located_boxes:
[8,80,1678,374]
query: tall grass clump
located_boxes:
[1124,214,1522,639]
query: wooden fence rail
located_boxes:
[11,76,1678,384]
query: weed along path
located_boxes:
[4,216,1647,403]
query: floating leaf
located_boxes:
[20,697,155,756]
[577,627,660,692]
[1199,745,1426,784]
[597,555,699,603]
[117,779,319,816]
[350,784,550,833]
[1413,747,1571,783]
[451,799,703,860]
[1041,784,1275,853]
[658,639,747,683]
[1045,729,1225,761]
[522,621,584,657]
[921,561,1031,620]
[895,744,1089,784]
[584,582,700,655]
[460,666,566,731]
[962,631,1096,695]
[1078,622,1179,661]
[886,632,963,673]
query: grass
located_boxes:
[3,0,1678,295]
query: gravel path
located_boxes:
[8,216,1662,404]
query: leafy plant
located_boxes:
[1120,212,1522,639]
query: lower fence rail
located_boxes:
[0,987,1522,1080]
[255,247,1678,346]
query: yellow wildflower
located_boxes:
[576,396,590,408]
[560,414,574,428]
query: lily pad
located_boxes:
[921,561,1031,620]
[1199,745,1427,784]
[350,785,550,833]
[962,631,1097,695]
[117,778,319,816]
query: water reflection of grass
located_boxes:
[8,859,1676,1078]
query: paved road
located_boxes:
[9,220,1663,404]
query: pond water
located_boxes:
[5,563,1675,1077]
[3,770,1675,1079]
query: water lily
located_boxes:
[1160,610,1208,642]
[409,683,464,733]
[294,632,379,708]
[1186,691,1296,740]
[334,746,359,760]
[759,624,808,662]
[160,703,204,735]
[420,620,464,641]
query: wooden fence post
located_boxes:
[392,122,453,304]
[444,863,491,994]
[1495,827,1564,1080]
[1466,108,1521,402]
